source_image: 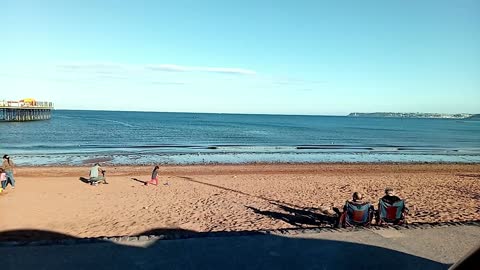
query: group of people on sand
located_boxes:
[0,155,15,193]
[335,188,409,227]
[2,155,406,228]
[0,157,165,190]
[87,163,166,186]
[85,163,407,228]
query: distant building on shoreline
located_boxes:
[0,98,54,122]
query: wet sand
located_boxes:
[1,164,479,238]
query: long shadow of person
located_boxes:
[246,206,324,227]
[79,177,90,184]
[246,202,337,228]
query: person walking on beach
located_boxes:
[2,155,15,189]
[148,166,160,186]
[148,165,169,186]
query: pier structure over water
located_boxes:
[0,99,54,122]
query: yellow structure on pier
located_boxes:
[0,98,54,121]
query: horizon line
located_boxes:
[52,108,478,117]
[54,108,346,117]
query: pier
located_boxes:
[0,99,54,122]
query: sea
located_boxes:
[1,110,479,166]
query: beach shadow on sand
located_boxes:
[456,173,480,179]
[246,203,337,228]
[78,177,90,184]
[0,228,452,270]
[131,177,148,185]
[176,176,309,208]
[176,176,337,227]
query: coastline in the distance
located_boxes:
[348,112,478,119]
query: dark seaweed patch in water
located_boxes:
[296,145,374,150]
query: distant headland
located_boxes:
[348,112,479,119]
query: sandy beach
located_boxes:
[1,163,479,239]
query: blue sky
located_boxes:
[1,0,479,115]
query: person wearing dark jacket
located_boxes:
[376,187,409,224]
[381,188,403,205]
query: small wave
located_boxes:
[102,119,135,128]
[243,130,270,135]
[296,145,374,150]
[54,115,134,128]
[370,147,400,151]
[75,116,136,128]
[214,146,297,151]
[11,152,480,166]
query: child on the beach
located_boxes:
[148,165,168,186]
[148,166,160,186]
[0,168,7,193]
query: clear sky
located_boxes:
[1,0,479,115]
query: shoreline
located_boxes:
[13,163,480,176]
[8,151,480,167]
[10,159,480,169]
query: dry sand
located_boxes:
[1,164,479,238]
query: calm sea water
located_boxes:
[1,110,479,165]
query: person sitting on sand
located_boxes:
[375,187,409,224]
[381,188,403,205]
[335,192,375,227]
[350,192,365,204]
[89,163,108,185]
[334,192,365,214]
